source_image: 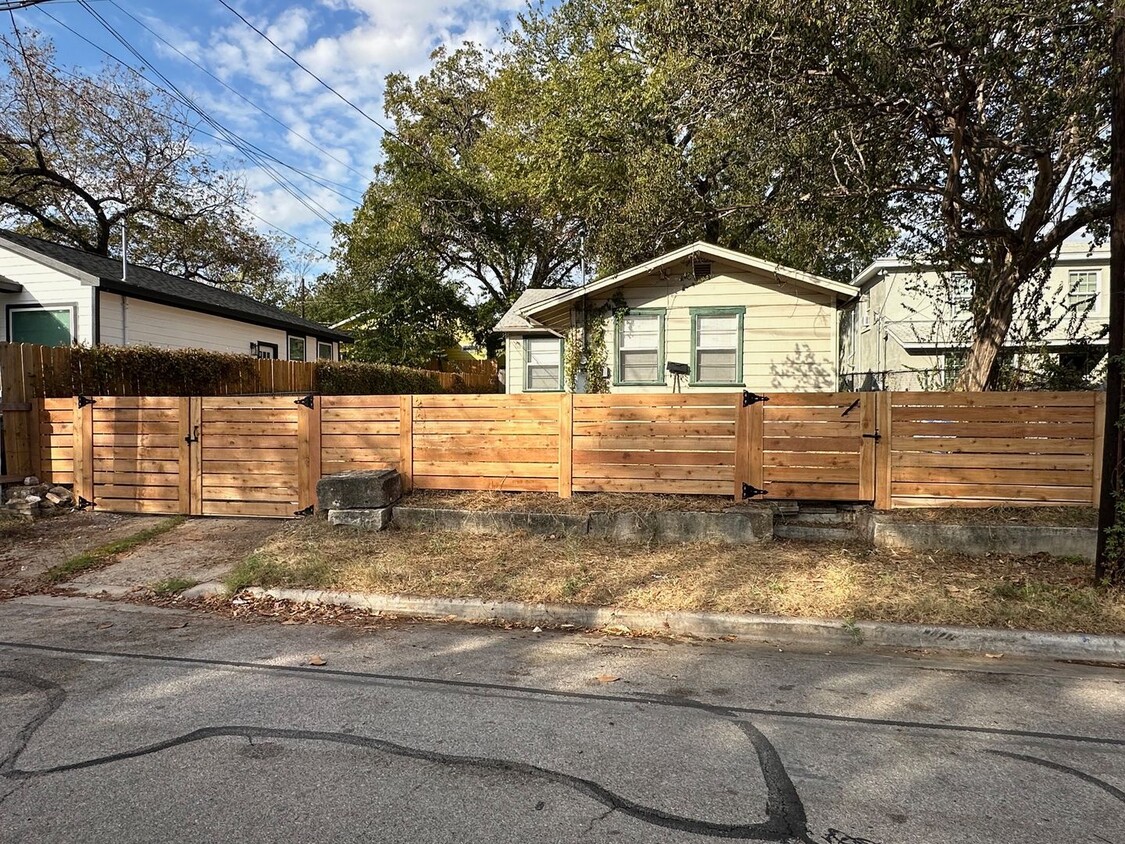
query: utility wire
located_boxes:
[107,0,367,183]
[48,1,341,227]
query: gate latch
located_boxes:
[862,432,881,441]
[742,391,770,407]
[742,483,768,499]
[294,394,315,408]
[185,425,200,444]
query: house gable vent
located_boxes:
[693,260,712,279]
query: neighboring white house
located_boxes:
[494,242,857,394]
[841,241,1110,390]
[0,230,349,360]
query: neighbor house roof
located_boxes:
[0,229,351,342]
[493,288,569,334]
[515,242,857,327]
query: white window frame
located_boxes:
[1067,269,1100,307]
[288,335,307,362]
[948,272,972,310]
[317,341,333,360]
[523,335,564,392]
[614,309,665,386]
[6,303,76,346]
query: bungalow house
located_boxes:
[841,241,1109,390]
[494,242,857,394]
[0,230,349,360]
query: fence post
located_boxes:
[28,397,41,481]
[874,392,893,510]
[177,397,192,514]
[734,396,749,500]
[399,394,414,492]
[72,395,94,506]
[859,393,876,502]
[297,395,321,511]
[1094,392,1106,508]
[189,397,202,515]
[559,393,573,498]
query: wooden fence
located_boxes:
[22,390,1104,516]
[0,341,499,476]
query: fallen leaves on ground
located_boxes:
[308,655,327,666]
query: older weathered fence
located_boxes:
[23,390,1104,517]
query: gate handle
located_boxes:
[185,425,200,444]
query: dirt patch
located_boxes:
[70,517,293,594]
[229,519,1125,636]
[0,512,170,591]
[403,490,740,514]
[878,507,1098,528]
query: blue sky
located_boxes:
[18,0,528,272]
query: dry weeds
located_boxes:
[231,520,1125,636]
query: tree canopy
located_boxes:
[0,29,290,303]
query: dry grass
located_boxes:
[230,520,1125,636]
[404,490,742,514]
[881,506,1099,528]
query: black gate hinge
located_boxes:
[77,395,97,408]
[76,496,94,510]
[742,483,768,499]
[294,394,315,408]
[742,391,770,407]
[294,504,314,517]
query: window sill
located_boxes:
[613,381,666,387]
[524,388,565,393]
[689,382,745,388]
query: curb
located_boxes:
[180,581,1125,661]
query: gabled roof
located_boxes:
[494,288,567,334]
[518,241,857,322]
[0,230,351,342]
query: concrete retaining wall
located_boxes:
[392,506,772,544]
[871,519,1097,562]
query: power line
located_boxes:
[42,1,341,228]
[77,0,340,226]
[106,0,368,183]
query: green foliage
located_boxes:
[315,360,458,395]
[150,577,198,596]
[42,516,185,584]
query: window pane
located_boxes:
[526,338,560,367]
[696,349,737,382]
[289,336,306,361]
[620,349,658,383]
[696,314,738,349]
[1069,271,1098,300]
[317,342,333,360]
[527,365,559,390]
[10,308,71,347]
[620,314,659,350]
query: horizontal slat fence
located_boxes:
[879,391,1102,508]
[572,394,736,495]
[29,390,1105,516]
[411,394,562,492]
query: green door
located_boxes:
[9,307,73,346]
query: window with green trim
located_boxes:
[691,308,744,385]
[524,336,564,391]
[615,310,664,385]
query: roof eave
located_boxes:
[0,235,100,285]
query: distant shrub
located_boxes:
[314,360,445,395]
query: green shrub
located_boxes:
[314,360,446,395]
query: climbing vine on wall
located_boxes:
[564,292,628,394]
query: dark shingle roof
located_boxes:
[0,229,350,342]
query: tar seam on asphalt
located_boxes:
[0,639,1121,748]
[0,669,839,842]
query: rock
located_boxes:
[23,476,40,486]
[49,486,71,498]
[328,507,393,530]
[45,492,70,505]
[22,495,42,506]
[317,469,402,512]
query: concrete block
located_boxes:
[587,509,772,544]
[317,469,402,512]
[393,507,589,537]
[871,519,1097,562]
[328,507,394,530]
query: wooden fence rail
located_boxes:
[19,390,1104,516]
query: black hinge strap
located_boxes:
[76,496,94,510]
[294,504,314,517]
[294,394,315,408]
[742,391,770,407]
[742,483,768,499]
[77,395,97,408]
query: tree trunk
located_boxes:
[953,268,1019,391]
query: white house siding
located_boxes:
[98,293,289,356]
[843,245,1110,390]
[0,246,95,344]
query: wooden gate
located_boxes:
[737,392,877,502]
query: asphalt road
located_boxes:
[0,595,1122,844]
